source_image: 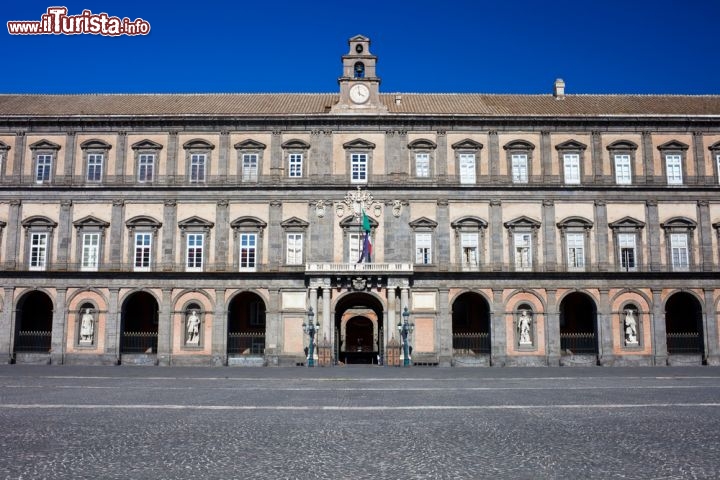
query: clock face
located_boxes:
[349,84,370,104]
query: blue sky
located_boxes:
[3,0,719,95]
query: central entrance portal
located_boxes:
[335,292,384,365]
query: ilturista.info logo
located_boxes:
[7,7,150,36]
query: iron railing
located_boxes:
[452,332,490,354]
[14,330,51,352]
[667,332,702,354]
[227,332,265,355]
[120,331,158,354]
[560,332,597,354]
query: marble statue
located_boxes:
[518,309,532,345]
[186,310,200,344]
[80,308,94,343]
[624,309,638,344]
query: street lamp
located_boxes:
[397,306,414,366]
[302,307,320,367]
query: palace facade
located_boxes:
[1,35,719,367]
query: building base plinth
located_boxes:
[452,355,490,367]
[505,355,548,367]
[120,354,158,366]
[599,355,653,367]
[228,356,265,367]
[559,354,597,366]
[64,353,119,366]
[170,355,214,367]
[705,355,720,366]
[15,353,51,365]
[667,354,703,366]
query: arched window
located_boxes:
[354,62,365,78]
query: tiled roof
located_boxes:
[0,93,719,117]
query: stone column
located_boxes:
[642,131,654,184]
[692,132,704,184]
[597,289,613,365]
[109,200,125,269]
[491,288,506,366]
[490,199,503,271]
[270,130,282,181]
[594,200,609,271]
[268,200,282,270]
[157,288,173,366]
[265,288,281,366]
[400,283,410,361]
[57,200,73,270]
[436,199,450,270]
[703,289,719,365]
[438,288,451,366]
[591,131,604,184]
[542,200,556,271]
[1,287,15,362]
[114,131,127,184]
[436,131,447,183]
[212,288,227,366]
[162,200,177,271]
[386,282,397,347]
[488,131,499,184]
[50,288,67,364]
[309,283,319,327]
[6,200,22,270]
[322,283,332,351]
[697,201,713,271]
[166,131,178,185]
[545,289,560,365]
[646,200,661,271]
[651,288,667,365]
[540,131,552,184]
[218,131,229,182]
[12,131,26,184]
[63,132,76,184]
[215,200,229,271]
[105,288,120,364]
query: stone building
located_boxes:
[0,35,719,367]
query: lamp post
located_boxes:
[397,306,414,366]
[302,307,320,367]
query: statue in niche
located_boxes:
[186,310,200,345]
[518,309,532,345]
[624,309,638,345]
[80,308,94,344]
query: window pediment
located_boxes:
[343,139,376,150]
[451,139,483,151]
[0,141,10,151]
[408,139,437,150]
[451,216,488,229]
[0,220,6,228]
[234,139,266,150]
[80,139,112,150]
[609,216,646,230]
[29,139,61,151]
[21,215,58,229]
[708,141,720,152]
[504,216,541,230]
[230,216,267,230]
[281,139,310,150]
[503,140,535,151]
[131,139,163,150]
[557,216,593,230]
[409,217,438,230]
[281,217,310,229]
[182,139,215,150]
[660,216,697,231]
[73,215,110,229]
[606,140,638,151]
[126,215,162,229]
[657,140,688,151]
[178,216,214,230]
[339,215,379,229]
[555,140,587,151]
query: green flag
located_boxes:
[361,209,371,232]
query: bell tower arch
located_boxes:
[331,35,388,114]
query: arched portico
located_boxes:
[559,292,599,361]
[14,290,54,356]
[665,292,704,360]
[120,291,159,357]
[451,292,491,361]
[227,291,266,357]
[334,292,385,364]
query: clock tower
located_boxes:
[331,35,387,114]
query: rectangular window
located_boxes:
[186,233,204,271]
[288,154,303,178]
[29,232,48,270]
[563,154,580,184]
[239,233,257,270]
[286,233,303,265]
[134,233,152,272]
[670,233,689,271]
[566,233,585,270]
[351,153,368,183]
[461,233,479,268]
[511,154,528,183]
[349,233,362,263]
[190,154,206,183]
[514,233,532,271]
[665,154,683,185]
[415,153,430,178]
[138,154,155,183]
[614,154,631,185]
[87,154,103,182]
[717,154,720,185]
[81,233,100,271]
[459,154,476,184]
[36,154,52,183]
[242,154,258,182]
[618,233,637,271]
[415,233,432,264]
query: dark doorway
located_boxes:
[665,292,704,355]
[335,293,384,365]
[14,291,53,353]
[120,292,159,353]
[559,292,598,354]
[227,292,266,355]
[452,292,491,354]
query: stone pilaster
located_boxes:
[265,288,281,365]
[105,288,120,363]
[215,200,229,271]
[322,283,332,348]
[646,200,661,271]
[270,130,282,181]
[0,287,15,362]
[308,201,333,262]
[386,282,397,347]
[435,131,447,183]
[56,200,73,270]
[114,131,127,182]
[591,131,603,184]
[436,199,450,269]
[491,289,506,366]
[642,131,654,184]
[12,131,26,183]
[692,132,705,184]
[490,199,503,271]
[157,288,172,366]
[597,289,613,365]
[540,131,552,183]
[63,132,76,184]
[166,131,178,185]
[109,200,125,268]
[384,200,409,262]
[488,131,499,183]
[6,200,22,270]
[541,200,556,271]
[594,200,609,271]
[437,288,451,366]
[651,289,667,365]
[162,200,177,271]
[212,288,227,366]
[697,201,713,271]
[703,289,719,365]
[268,200,282,270]
[50,288,67,364]
[218,131,229,181]
[545,289,560,365]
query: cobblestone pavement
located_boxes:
[0,365,718,479]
